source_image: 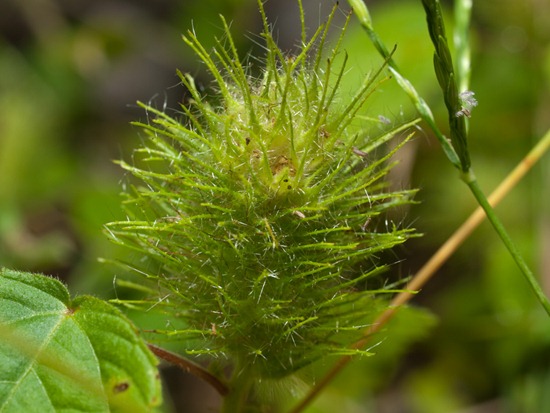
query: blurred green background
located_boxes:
[1,0,549,412]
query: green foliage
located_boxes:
[0,268,161,413]
[104,0,418,406]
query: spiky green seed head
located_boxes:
[106,1,418,382]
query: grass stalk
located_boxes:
[461,170,550,316]
[347,0,461,169]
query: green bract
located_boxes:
[106,0,417,390]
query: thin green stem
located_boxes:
[347,0,461,169]
[461,169,550,316]
[220,365,254,413]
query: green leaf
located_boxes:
[0,268,162,413]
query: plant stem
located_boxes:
[147,344,228,396]
[461,169,550,316]
[347,0,461,169]
[220,365,253,413]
